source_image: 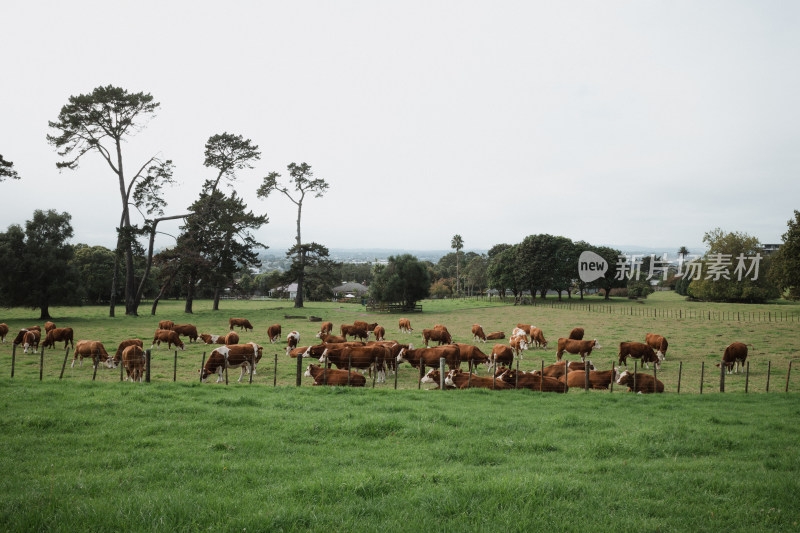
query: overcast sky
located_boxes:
[1,1,798,256]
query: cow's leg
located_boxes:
[238,366,246,383]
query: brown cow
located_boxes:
[558,368,619,389]
[353,321,378,333]
[158,320,174,330]
[445,369,512,390]
[397,345,461,370]
[530,327,547,349]
[645,333,669,360]
[556,338,598,361]
[316,321,333,338]
[420,368,446,389]
[533,360,595,379]
[497,369,566,392]
[618,342,661,369]
[717,342,749,374]
[569,327,585,340]
[172,324,198,343]
[229,318,254,332]
[302,342,366,360]
[267,324,281,344]
[373,325,386,341]
[285,331,301,355]
[454,343,490,367]
[12,328,38,345]
[0,323,8,343]
[487,344,515,372]
[200,343,264,383]
[113,339,144,367]
[340,325,369,341]
[509,335,528,358]
[321,344,391,382]
[22,330,41,354]
[304,364,366,387]
[617,370,664,393]
[151,329,185,350]
[511,327,530,344]
[398,318,413,334]
[199,332,239,345]
[422,328,452,347]
[44,321,56,333]
[471,324,487,343]
[71,340,110,368]
[486,331,505,340]
[42,327,74,349]
[319,334,347,344]
[121,345,146,382]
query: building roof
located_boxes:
[332,282,368,294]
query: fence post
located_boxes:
[786,361,793,393]
[516,356,520,389]
[418,361,424,390]
[11,343,16,378]
[92,350,99,381]
[39,344,45,381]
[766,361,771,392]
[249,352,254,384]
[273,354,277,387]
[224,352,229,385]
[394,354,399,390]
[745,361,749,393]
[584,361,590,391]
[700,362,704,394]
[296,350,303,386]
[439,357,446,390]
[540,360,544,392]
[653,366,657,393]
[564,360,569,393]
[610,362,615,393]
[720,360,725,393]
[60,347,69,380]
[326,353,330,386]
[200,352,206,383]
[146,349,151,383]
[173,350,178,382]
[677,361,682,394]
[119,350,124,381]
[633,361,637,392]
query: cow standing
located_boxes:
[0,323,8,343]
[645,333,669,360]
[200,343,264,383]
[398,318,413,334]
[316,321,333,338]
[556,338,598,362]
[172,324,198,343]
[471,324,487,343]
[267,324,281,344]
[42,327,74,349]
[152,329,185,350]
[229,318,254,332]
[121,345,146,382]
[71,340,110,369]
[717,342,749,374]
[568,327,585,340]
[618,342,661,370]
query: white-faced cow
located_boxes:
[200,343,264,383]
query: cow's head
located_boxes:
[616,370,631,385]
[304,365,313,378]
[591,339,600,349]
[318,348,329,364]
[420,368,438,384]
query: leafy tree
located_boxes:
[463,254,488,296]
[71,244,117,304]
[451,234,464,295]
[369,254,430,309]
[47,85,175,317]
[254,271,283,295]
[202,132,261,195]
[487,244,521,301]
[591,246,626,299]
[150,246,183,315]
[687,228,779,303]
[0,210,80,319]
[430,278,453,299]
[339,262,373,285]
[284,243,337,302]
[0,154,20,181]
[258,162,329,308]
[627,279,654,299]
[769,210,800,300]
[516,234,574,299]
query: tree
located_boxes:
[285,243,338,301]
[451,234,464,295]
[678,246,690,257]
[487,244,521,301]
[0,210,79,319]
[687,228,779,303]
[463,254,488,296]
[47,85,174,317]
[369,254,430,309]
[0,154,20,181]
[591,246,626,299]
[516,234,574,299]
[769,210,800,300]
[71,244,117,304]
[202,133,261,195]
[258,162,328,308]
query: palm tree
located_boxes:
[678,246,689,257]
[451,234,464,296]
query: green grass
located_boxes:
[0,381,798,531]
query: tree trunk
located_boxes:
[134,214,187,312]
[539,288,547,299]
[579,288,584,300]
[109,249,119,318]
[213,287,221,311]
[557,290,563,301]
[39,305,51,320]
[185,272,196,314]
[151,269,178,315]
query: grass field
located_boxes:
[1,293,799,530]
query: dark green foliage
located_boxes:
[626,279,654,299]
[203,132,261,194]
[591,245,626,299]
[284,243,338,301]
[675,275,691,296]
[369,254,430,308]
[769,210,800,300]
[70,244,118,304]
[516,234,576,299]
[0,154,20,181]
[0,210,79,318]
[487,244,520,300]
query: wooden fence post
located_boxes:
[677,361,682,394]
[584,361,590,391]
[766,361,771,392]
[745,361,749,393]
[720,360,725,393]
[173,350,178,382]
[39,344,45,381]
[11,343,16,378]
[700,361,704,394]
[633,361,637,392]
[296,350,303,386]
[786,361,793,393]
[145,349,151,383]
[653,366,657,393]
[60,347,69,380]
[610,362,614,393]
[326,353,330,386]
[92,350,99,381]
[200,352,206,383]
[394,354,398,390]
[439,357,446,390]
[540,360,544,392]
[273,354,277,386]
[119,351,124,381]
[224,353,228,385]
[564,360,569,393]
[516,356,520,389]
[418,361,424,390]
[249,352,254,384]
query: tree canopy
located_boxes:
[769,210,800,300]
[369,254,430,309]
[0,154,20,181]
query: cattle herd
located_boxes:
[0,317,752,392]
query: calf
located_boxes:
[398,318,413,334]
[556,338,598,361]
[42,327,74,349]
[121,345,146,382]
[618,342,661,370]
[71,340,110,369]
[304,364,366,387]
[267,324,281,343]
[114,339,144,367]
[530,327,547,349]
[0,323,8,343]
[172,324,198,343]
[22,330,41,354]
[511,327,530,345]
[717,342,749,374]
[568,327,585,340]
[497,369,566,392]
[559,368,619,389]
[229,318,254,332]
[151,329,185,350]
[617,370,664,393]
[200,343,264,383]
[445,369,512,390]
[645,333,669,360]
[158,320,174,330]
[420,368,444,389]
[471,324,487,343]
[486,331,505,340]
[316,321,333,338]
[422,328,452,347]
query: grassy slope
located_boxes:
[0,381,798,532]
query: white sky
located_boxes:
[1,1,798,254]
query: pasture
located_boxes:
[1,292,799,530]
